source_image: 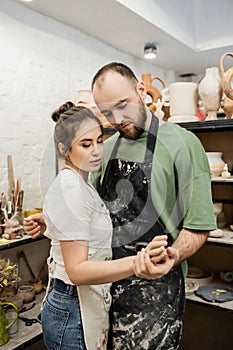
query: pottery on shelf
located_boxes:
[221,95,233,119]
[142,73,166,112]
[206,152,225,176]
[164,82,199,123]
[17,285,35,303]
[187,266,214,286]
[220,52,233,100]
[198,67,222,120]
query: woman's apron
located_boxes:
[99,115,185,350]
[77,247,112,350]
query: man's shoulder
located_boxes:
[158,121,199,143]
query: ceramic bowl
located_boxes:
[185,279,199,295]
[27,279,43,294]
[187,266,214,286]
[18,285,35,303]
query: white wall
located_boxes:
[0,0,169,211]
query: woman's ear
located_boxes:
[136,81,147,101]
[58,143,66,155]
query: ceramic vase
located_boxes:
[222,95,233,119]
[206,152,225,176]
[141,73,166,112]
[220,52,233,100]
[198,67,222,120]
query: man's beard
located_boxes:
[117,103,147,140]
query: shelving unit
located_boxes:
[1,292,45,350]
[0,234,49,349]
[178,119,233,350]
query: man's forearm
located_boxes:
[172,228,209,264]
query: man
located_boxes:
[24,62,216,349]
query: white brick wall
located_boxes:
[0,0,170,211]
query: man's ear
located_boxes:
[58,142,66,155]
[136,81,147,101]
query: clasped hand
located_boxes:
[133,235,180,280]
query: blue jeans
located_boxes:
[41,279,86,350]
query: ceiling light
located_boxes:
[19,0,33,2]
[144,43,157,59]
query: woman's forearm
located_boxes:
[67,256,135,285]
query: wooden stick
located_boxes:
[7,155,15,195]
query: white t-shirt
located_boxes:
[44,168,113,285]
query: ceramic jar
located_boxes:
[206,152,225,176]
[164,82,199,122]
[198,67,222,120]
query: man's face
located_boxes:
[93,72,147,140]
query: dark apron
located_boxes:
[99,114,185,350]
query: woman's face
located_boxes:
[67,119,103,175]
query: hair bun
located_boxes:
[51,101,75,122]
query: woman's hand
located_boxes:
[23,213,46,238]
[133,246,179,280]
[133,235,180,280]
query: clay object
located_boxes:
[27,279,43,294]
[209,228,223,238]
[198,67,222,120]
[185,279,199,295]
[142,73,166,111]
[221,95,233,119]
[187,266,214,286]
[165,82,199,122]
[206,152,225,176]
[195,285,233,303]
[220,52,233,100]
[18,285,35,303]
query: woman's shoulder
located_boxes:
[46,169,89,200]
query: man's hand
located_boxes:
[23,213,46,239]
[144,235,168,264]
[133,229,209,280]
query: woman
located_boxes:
[41,102,138,350]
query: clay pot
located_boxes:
[142,73,166,111]
[18,285,35,303]
[27,279,43,294]
[220,52,233,100]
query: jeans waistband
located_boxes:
[52,278,77,296]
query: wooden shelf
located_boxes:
[0,235,45,251]
[211,176,233,184]
[177,119,233,132]
[207,229,233,247]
